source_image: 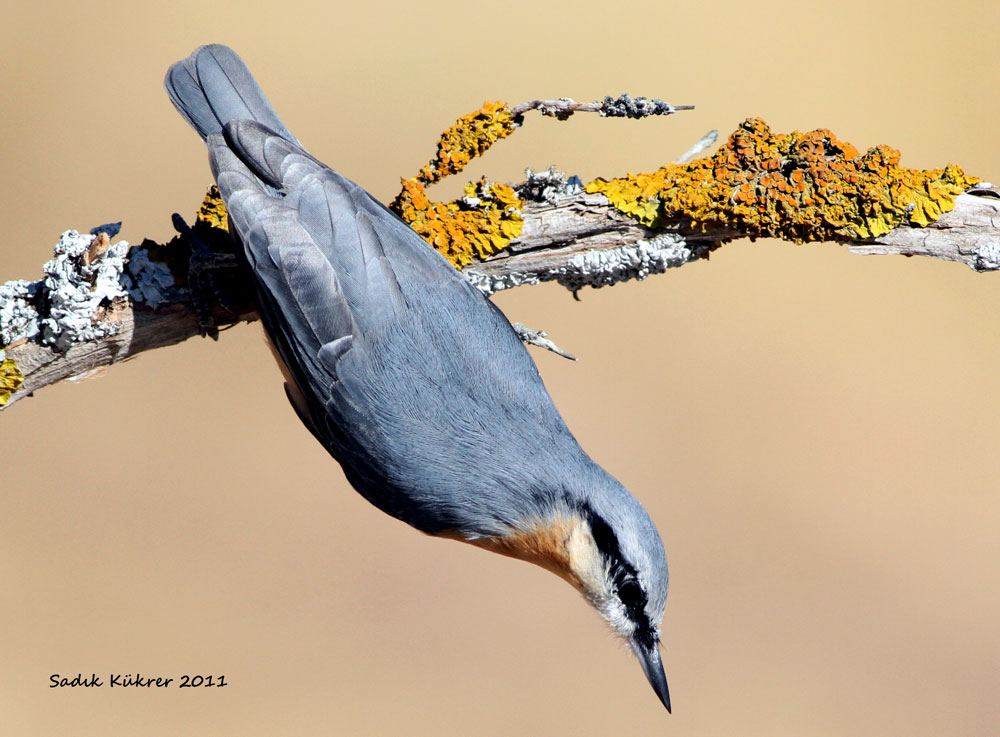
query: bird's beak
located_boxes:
[630,639,671,713]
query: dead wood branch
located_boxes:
[2,187,997,411]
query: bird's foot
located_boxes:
[171,213,240,340]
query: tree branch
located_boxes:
[847,189,1000,269]
[510,94,694,120]
[2,183,997,411]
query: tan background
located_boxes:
[2,1,998,735]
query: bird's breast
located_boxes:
[442,515,595,593]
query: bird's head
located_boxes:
[460,478,671,711]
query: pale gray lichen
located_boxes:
[466,233,704,295]
[974,241,1000,271]
[38,230,130,351]
[1,230,138,349]
[515,166,583,206]
[0,279,40,345]
[465,268,542,295]
[599,94,680,119]
[557,233,695,291]
[123,247,178,308]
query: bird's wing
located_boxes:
[165,44,298,143]
[208,122,372,439]
[209,120,571,525]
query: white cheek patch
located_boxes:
[566,525,603,592]
[566,524,635,640]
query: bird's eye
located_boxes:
[618,579,645,609]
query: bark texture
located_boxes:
[2,188,997,411]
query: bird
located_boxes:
[165,44,672,712]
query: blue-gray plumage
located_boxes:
[165,45,671,712]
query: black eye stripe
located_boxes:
[583,505,623,565]
[577,502,653,632]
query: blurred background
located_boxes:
[2,1,998,735]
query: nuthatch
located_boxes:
[166,45,671,712]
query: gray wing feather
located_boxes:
[164,59,220,141]
[208,132,359,367]
[165,44,297,143]
[176,47,585,534]
[223,120,408,321]
[263,232,357,347]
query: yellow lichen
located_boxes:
[417,101,519,185]
[392,177,523,267]
[390,101,526,266]
[587,117,980,242]
[191,98,526,268]
[0,356,24,407]
[197,185,228,231]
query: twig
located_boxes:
[2,185,998,411]
[511,94,694,120]
[674,130,719,164]
[846,186,1000,269]
[512,323,577,361]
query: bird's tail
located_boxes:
[164,44,298,144]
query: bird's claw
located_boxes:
[172,213,239,340]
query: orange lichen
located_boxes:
[587,117,980,242]
[174,105,525,269]
[392,176,523,267]
[0,355,24,406]
[390,101,526,266]
[416,101,519,185]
